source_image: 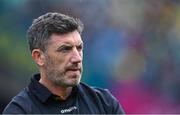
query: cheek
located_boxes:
[56,56,70,67]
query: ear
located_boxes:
[31,49,45,66]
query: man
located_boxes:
[3,12,124,114]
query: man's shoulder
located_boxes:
[11,88,30,103]
[79,82,109,93]
[78,82,116,102]
[78,82,124,114]
[3,87,32,114]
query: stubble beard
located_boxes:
[44,60,82,87]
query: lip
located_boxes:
[66,68,81,71]
[66,69,81,78]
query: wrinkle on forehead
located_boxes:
[49,31,83,46]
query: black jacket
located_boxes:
[3,74,124,114]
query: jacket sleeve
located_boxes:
[3,88,32,114]
[94,88,125,114]
[105,89,125,114]
[3,101,26,114]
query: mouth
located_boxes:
[66,67,81,71]
[66,68,81,75]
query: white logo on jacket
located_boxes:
[60,106,77,113]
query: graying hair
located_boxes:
[27,12,84,52]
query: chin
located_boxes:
[54,74,81,87]
[69,79,80,85]
[68,78,81,86]
[63,82,79,87]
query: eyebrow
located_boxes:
[57,42,83,50]
[60,41,83,46]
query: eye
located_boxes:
[57,46,72,53]
[77,44,83,51]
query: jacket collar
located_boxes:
[28,74,51,103]
[28,73,79,103]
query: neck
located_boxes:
[39,73,72,100]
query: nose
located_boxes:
[70,48,82,64]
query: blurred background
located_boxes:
[1,0,180,113]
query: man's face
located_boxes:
[43,31,83,87]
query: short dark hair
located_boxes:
[27,12,84,52]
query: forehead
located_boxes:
[48,31,83,46]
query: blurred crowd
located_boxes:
[0,0,180,113]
